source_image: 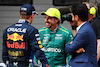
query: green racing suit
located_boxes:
[38,25,73,67]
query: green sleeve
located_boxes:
[65,30,73,66]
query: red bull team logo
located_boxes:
[7,33,25,49]
[7,33,23,41]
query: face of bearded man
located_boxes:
[45,15,58,29]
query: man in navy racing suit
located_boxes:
[2,4,48,67]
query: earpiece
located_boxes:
[89,7,96,15]
[89,3,96,15]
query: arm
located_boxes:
[65,31,88,54]
[65,30,73,43]
[76,48,85,53]
[69,21,85,53]
[91,21,100,61]
[65,30,73,65]
[29,29,48,67]
[69,41,85,53]
[2,29,9,64]
[97,39,100,61]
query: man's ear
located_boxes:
[31,14,35,18]
[19,13,21,18]
[75,15,79,21]
[19,13,21,16]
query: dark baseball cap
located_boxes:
[20,4,38,15]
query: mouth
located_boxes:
[46,22,51,28]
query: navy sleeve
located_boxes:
[29,28,48,66]
[65,30,88,54]
[2,29,9,64]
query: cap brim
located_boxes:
[32,11,38,15]
[41,12,46,15]
[41,12,54,17]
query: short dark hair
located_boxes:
[71,4,88,21]
[20,11,31,19]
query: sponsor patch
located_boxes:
[7,33,23,41]
[7,28,27,33]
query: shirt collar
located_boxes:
[18,19,30,25]
[76,21,86,32]
[18,19,25,23]
[48,25,60,33]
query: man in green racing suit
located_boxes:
[37,8,73,67]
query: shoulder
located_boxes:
[26,24,38,31]
[4,24,15,31]
[59,25,72,34]
[80,22,93,34]
[38,27,47,32]
[83,22,92,29]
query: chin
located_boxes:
[46,27,49,28]
[46,26,50,28]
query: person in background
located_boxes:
[65,3,98,67]
[2,4,49,67]
[83,2,100,67]
[37,8,73,67]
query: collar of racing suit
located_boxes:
[18,19,30,25]
[47,25,60,33]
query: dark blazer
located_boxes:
[65,21,98,67]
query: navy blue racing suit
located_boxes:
[2,19,48,67]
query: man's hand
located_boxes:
[69,21,75,26]
[76,48,85,53]
[70,41,73,44]
[46,64,50,67]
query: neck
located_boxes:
[88,14,96,21]
[77,20,85,26]
[50,24,58,30]
[21,18,31,24]
[26,19,32,24]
